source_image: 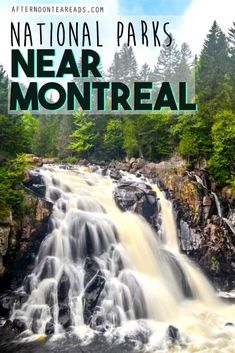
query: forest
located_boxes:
[0,20,235,220]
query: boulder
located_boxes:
[0,226,11,276]
[58,272,70,304]
[45,320,55,335]
[11,318,27,333]
[23,171,46,198]
[113,181,158,226]
[83,257,105,325]
[109,169,122,181]
[166,325,181,344]
[58,303,71,329]
[0,292,16,317]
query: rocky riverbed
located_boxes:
[0,157,234,352]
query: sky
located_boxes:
[0,0,234,79]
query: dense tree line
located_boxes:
[0,21,234,191]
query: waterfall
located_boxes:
[212,192,222,217]
[10,166,235,351]
[194,175,206,188]
[212,192,235,235]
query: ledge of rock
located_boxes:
[0,170,53,294]
[113,181,159,228]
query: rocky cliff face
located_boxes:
[0,171,52,293]
[107,157,235,290]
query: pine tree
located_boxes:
[0,65,8,114]
[108,52,122,81]
[174,42,194,101]
[197,21,229,105]
[119,44,139,84]
[56,116,74,158]
[153,35,180,85]
[228,22,235,55]
[227,22,235,109]
[139,63,152,81]
[69,113,98,158]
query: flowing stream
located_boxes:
[212,192,235,236]
[11,166,235,352]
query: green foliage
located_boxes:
[103,118,124,160]
[60,156,78,164]
[0,65,8,114]
[21,113,39,152]
[197,21,230,107]
[0,154,32,218]
[122,113,172,161]
[0,20,234,193]
[69,113,99,158]
[0,115,30,157]
[208,110,235,186]
[56,116,74,158]
[31,115,60,157]
[122,117,139,158]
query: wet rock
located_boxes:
[12,318,27,333]
[124,327,149,344]
[3,319,13,329]
[0,291,27,318]
[23,171,46,198]
[58,303,71,329]
[109,169,122,180]
[32,319,40,334]
[113,181,158,226]
[89,313,107,332]
[225,322,234,327]
[0,293,15,317]
[83,257,105,325]
[45,320,55,335]
[0,226,11,276]
[39,257,57,281]
[9,196,53,290]
[116,162,129,171]
[166,325,181,344]
[58,272,70,304]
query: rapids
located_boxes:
[9,166,235,352]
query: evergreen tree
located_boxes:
[108,52,122,81]
[228,22,235,57]
[103,118,124,159]
[119,44,139,84]
[56,116,74,159]
[32,115,59,157]
[176,43,193,81]
[69,113,98,159]
[227,22,235,109]
[209,110,235,186]
[0,65,8,114]
[153,35,180,85]
[0,115,28,157]
[197,21,229,105]
[139,63,152,81]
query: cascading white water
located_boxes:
[195,175,206,189]
[193,174,235,236]
[212,192,222,217]
[11,166,235,352]
[212,192,235,235]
